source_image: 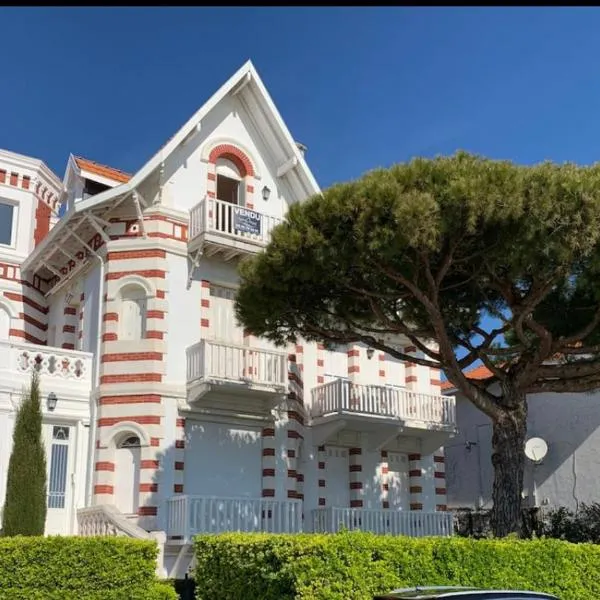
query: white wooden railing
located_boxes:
[310,380,455,426]
[78,505,152,539]
[186,340,287,389]
[167,495,303,542]
[0,340,93,385]
[312,507,453,537]
[189,197,281,246]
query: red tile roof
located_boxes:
[441,364,493,391]
[74,156,131,184]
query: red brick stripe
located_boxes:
[94,485,114,494]
[99,394,161,405]
[100,373,162,384]
[141,460,160,469]
[101,352,163,362]
[98,416,160,427]
[106,270,166,280]
[107,250,166,260]
[138,507,157,516]
[95,462,115,471]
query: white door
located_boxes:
[387,452,409,509]
[0,307,10,340]
[44,424,74,535]
[115,437,141,515]
[325,447,350,507]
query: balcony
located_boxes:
[310,380,456,454]
[188,197,282,260]
[186,340,287,413]
[312,507,453,537]
[0,340,93,402]
[166,495,303,543]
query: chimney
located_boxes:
[295,141,307,157]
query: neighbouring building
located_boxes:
[443,365,600,514]
[0,60,456,577]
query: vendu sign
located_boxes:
[233,207,262,235]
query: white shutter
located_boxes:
[210,286,244,344]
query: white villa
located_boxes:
[0,61,456,577]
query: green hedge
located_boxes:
[0,536,177,599]
[194,532,600,600]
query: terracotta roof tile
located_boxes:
[441,364,493,391]
[74,156,131,184]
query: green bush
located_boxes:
[194,531,600,600]
[0,536,176,599]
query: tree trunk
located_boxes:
[490,390,528,538]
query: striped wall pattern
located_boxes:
[261,425,276,499]
[408,453,423,510]
[93,242,170,528]
[434,451,447,511]
[349,447,363,508]
[380,450,390,509]
[173,418,186,494]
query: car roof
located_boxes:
[373,586,559,599]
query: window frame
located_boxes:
[0,199,18,249]
[47,425,71,510]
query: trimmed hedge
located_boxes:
[194,531,600,600]
[0,536,177,599]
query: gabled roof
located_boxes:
[22,59,322,286]
[74,156,131,184]
[74,59,321,214]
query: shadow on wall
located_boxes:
[445,391,600,510]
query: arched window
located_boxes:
[119,284,147,341]
[119,435,141,448]
[0,306,10,340]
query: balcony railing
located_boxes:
[312,507,453,537]
[310,380,455,427]
[186,340,287,390]
[0,340,93,390]
[189,197,281,248]
[166,495,303,543]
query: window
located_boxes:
[0,202,15,246]
[82,179,110,201]
[48,426,70,509]
[119,435,141,448]
[119,284,147,341]
[215,158,242,205]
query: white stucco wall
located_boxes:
[445,389,600,511]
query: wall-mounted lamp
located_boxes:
[262,185,271,202]
[366,348,375,360]
[465,441,477,452]
[47,392,58,412]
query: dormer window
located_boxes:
[82,179,110,201]
[0,201,16,247]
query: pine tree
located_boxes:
[2,370,48,536]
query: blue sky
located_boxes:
[5,7,600,186]
[3,7,599,371]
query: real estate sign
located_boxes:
[233,207,262,235]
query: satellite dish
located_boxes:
[524,437,548,463]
